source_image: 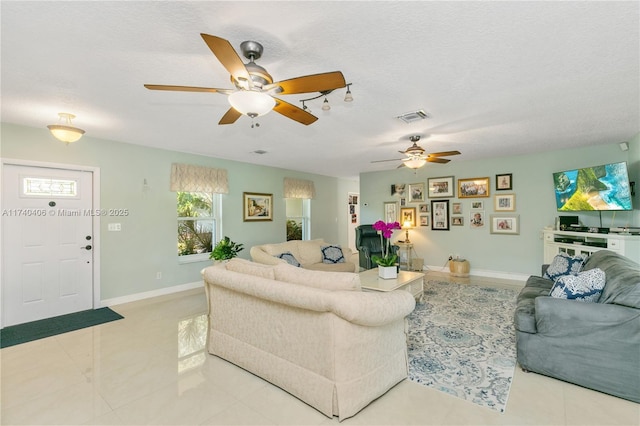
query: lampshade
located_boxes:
[403,220,413,229]
[47,113,85,143]
[344,87,353,102]
[404,158,427,169]
[228,90,275,116]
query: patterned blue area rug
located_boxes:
[407,280,518,412]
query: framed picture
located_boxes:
[427,176,455,198]
[418,203,429,213]
[494,194,516,211]
[471,201,484,210]
[458,177,490,198]
[470,210,485,228]
[243,192,273,221]
[384,201,398,223]
[420,215,429,226]
[452,202,462,215]
[431,200,449,231]
[400,207,417,227]
[452,216,464,226]
[400,197,407,206]
[496,173,513,191]
[490,214,520,235]
[408,183,425,203]
[391,183,406,197]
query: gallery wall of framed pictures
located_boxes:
[384,172,518,234]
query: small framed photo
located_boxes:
[452,202,462,215]
[452,216,464,226]
[471,201,484,210]
[470,210,485,228]
[431,200,450,231]
[243,192,273,221]
[400,197,407,206]
[494,194,516,211]
[496,173,513,191]
[418,203,429,213]
[391,184,406,197]
[427,176,455,198]
[400,207,417,227]
[490,214,520,235]
[420,215,430,226]
[458,177,490,198]
[384,201,399,223]
[408,183,425,203]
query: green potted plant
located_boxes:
[210,236,244,262]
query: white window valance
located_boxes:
[283,177,316,199]
[170,163,229,194]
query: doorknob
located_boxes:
[81,245,92,250]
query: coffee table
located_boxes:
[359,268,425,301]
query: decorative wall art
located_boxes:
[458,177,490,198]
[391,184,406,197]
[400,207,417,227]
[427,176,455,198]
[243,192,273,221]
[490,214,520,235]
[419,203,429,213]
[452,216,464,226]
[470,210,485,228]
[494,194,516,212]
[408,183,425,203]
[452,202,462,214]
[496,173,513,191]
[384,201,399,223]
[420,215,429,226]
[431,200,449,230]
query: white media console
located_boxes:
[543,230,640,264]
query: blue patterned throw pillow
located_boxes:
[321,245,345,264]
[276,252,301,267]
[549,268,606,302]
[543,253,588,281]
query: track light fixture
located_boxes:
[299,83,353,112]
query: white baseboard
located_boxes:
[425,264,529,284]
[100,280,204,307]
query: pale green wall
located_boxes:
[1,123,358,300]
[360,137,639,276]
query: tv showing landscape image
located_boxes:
[553,162,633,211]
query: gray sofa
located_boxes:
[514,250,640,403]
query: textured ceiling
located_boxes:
[2,1,638,180]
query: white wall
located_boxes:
[359,137,639,277]
[1,123,358,301]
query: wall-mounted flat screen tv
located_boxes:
[553,162,633,211]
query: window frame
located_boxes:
[177,192,222,263]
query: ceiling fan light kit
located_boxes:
[144,34,349,127]
[47,112,85,144]
[371,135,461,170]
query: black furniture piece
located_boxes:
[355,224,399,270]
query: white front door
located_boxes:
[2,165,94,326]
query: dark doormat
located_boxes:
[0,307,124,349]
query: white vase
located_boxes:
[378,265,398,279]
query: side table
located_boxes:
[395,242,413,270]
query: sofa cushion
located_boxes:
[525,275,554,290]
[296,239,324,264]
[276,252,301,267]
[543,253,588,281]
[274,263,361,291]
[304,262,355,273]
[582,250,640,308]
[226,258,276,280]
[262,241,299,257]
[549,268,606,302]
[321,245,345,264]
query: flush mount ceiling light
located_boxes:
[47,112,85,144]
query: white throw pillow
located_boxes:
[549,268,606,303]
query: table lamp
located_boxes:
[403,220,412,243]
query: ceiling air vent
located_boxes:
[253,150,268,155]
[396,110,430,124]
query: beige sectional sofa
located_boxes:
[201,258,416,421]
[249,239,359,272]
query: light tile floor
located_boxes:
[1,271,638,425]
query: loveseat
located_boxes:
[514,250,640,402]
[201,258,416,420]
[250,239,358,272]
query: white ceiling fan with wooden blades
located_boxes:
[371,135,461,169]
[144,34,347,126]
